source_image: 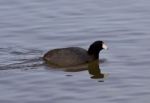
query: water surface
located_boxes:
[0,0,150,103]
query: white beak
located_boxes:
[102,43,108,50]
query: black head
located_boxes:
[88,41,108,59]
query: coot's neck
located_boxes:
[87,47,102,59]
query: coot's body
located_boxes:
[43,41,108,67]
[43,47,92,67]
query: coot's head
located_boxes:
[88,41,108,59]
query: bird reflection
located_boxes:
[88,60,105,79]
[45,59,107,80]
[63,60,107,79]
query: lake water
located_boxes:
[0,0,150,103]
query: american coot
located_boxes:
[43,41,108,67]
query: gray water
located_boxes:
[0,0,150,103]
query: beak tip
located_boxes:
[102,43,108,50]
